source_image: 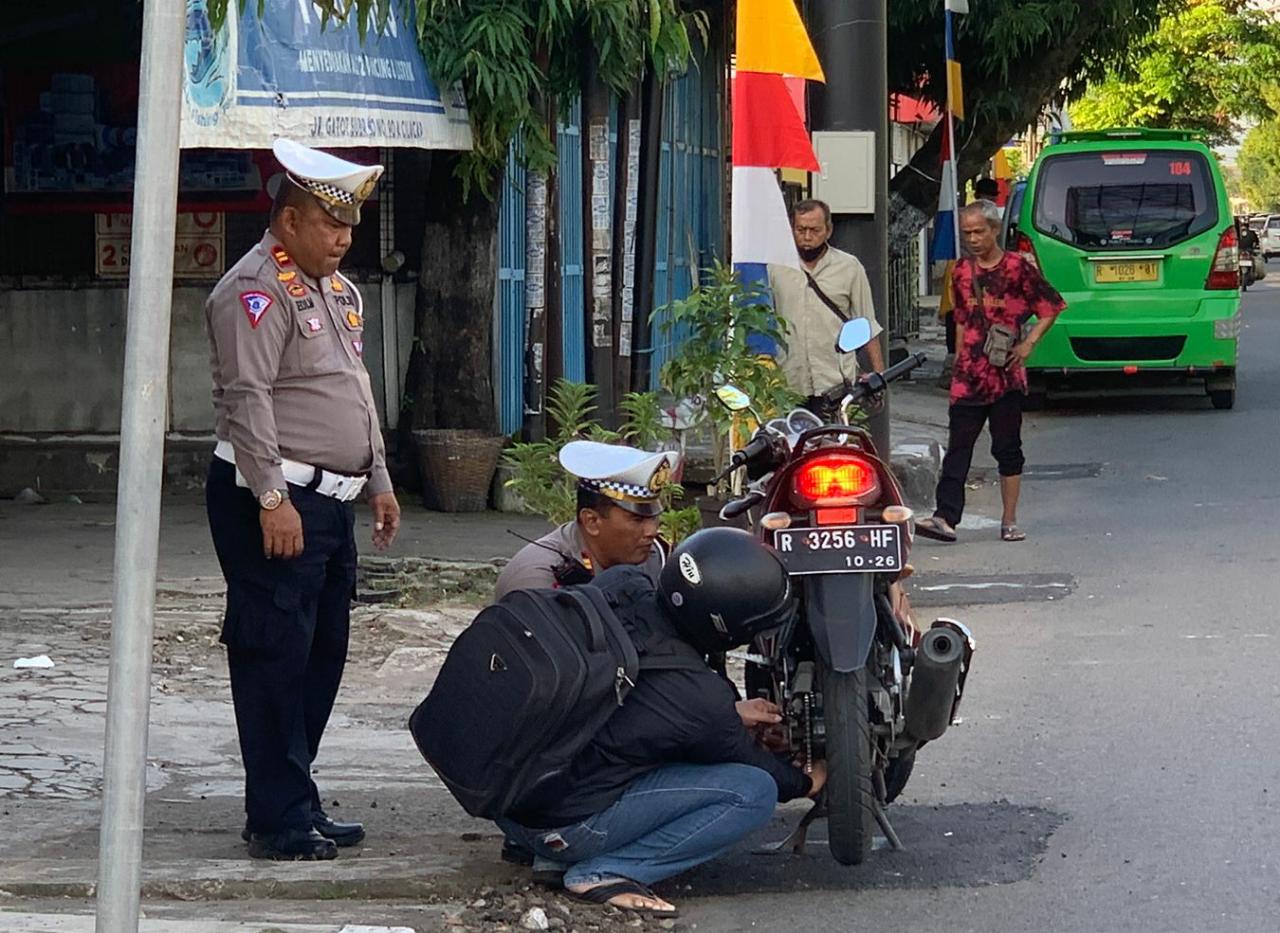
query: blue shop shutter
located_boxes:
[648,56,723,389]
[558,99,586,383]
[498,142,527,435]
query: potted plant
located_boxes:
[658,261,800,509]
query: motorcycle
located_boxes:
[1240,246,1256,290]
[714,319,975,866]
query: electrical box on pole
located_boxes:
[810,132,876,215]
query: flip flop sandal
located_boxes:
[565,879,680,918]
[1001,525,1026,542]
[914,516,957,543]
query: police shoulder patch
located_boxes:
[239,291,273,329]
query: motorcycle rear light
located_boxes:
[1207,226,1239,290]
[816,507,859,525]
[791,453,880,507]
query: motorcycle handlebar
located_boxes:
[822,352,927,406]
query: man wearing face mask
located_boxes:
[768,199,885,407]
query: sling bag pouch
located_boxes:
[970,261,1018,367]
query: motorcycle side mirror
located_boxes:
[836,319,873,354]
[714,384,753,412]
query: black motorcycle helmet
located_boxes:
[658,528,796,653]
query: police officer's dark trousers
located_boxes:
[206,458,357,834]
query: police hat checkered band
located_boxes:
[581,478,658,500]
[293,176,356,206]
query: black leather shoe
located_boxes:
[312,810,365,847]
[247,827,337,861]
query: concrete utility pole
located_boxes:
[806,0,891,454]
[95,2,185,931]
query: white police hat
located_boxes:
[560,441,677,517]
[271,138,384,226]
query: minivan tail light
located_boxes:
[1207,226,1239,290]
[1015,231,1040,269]
[790,453,880,508]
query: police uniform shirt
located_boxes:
[206,230,391,498]
[768,246,885,397]
[493,521,665,600]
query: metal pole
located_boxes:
[95,2,185,930]
[806,0,890,454]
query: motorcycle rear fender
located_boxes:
[803,574,877,673]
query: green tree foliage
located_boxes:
[887,0,1173,242]
[1070,0,1280,145]
[1238,119,1280,212]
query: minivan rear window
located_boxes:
[1033,150,1218,251]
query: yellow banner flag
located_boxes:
[947,59,965,121]
[736,0,825,82]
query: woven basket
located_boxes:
[412,429,506,512]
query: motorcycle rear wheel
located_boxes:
[820,662,876,865]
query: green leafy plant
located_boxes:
[502,379,700,541]
[659,261,801,483]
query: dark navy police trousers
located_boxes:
[206,457,357,834]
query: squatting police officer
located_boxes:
[205,139,401,861]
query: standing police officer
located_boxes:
[205,139,401,860]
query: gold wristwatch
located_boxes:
[259,489,288,510]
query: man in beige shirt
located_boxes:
[769,199,885,402]
[205,140,400,862]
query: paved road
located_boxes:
[684,278,1280,931]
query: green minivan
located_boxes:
[1010,128,1241,409]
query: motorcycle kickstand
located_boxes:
[756,798,826,855]
[870,770,905,851]
[873,803,904,851]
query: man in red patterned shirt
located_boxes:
[916,200,1065,543]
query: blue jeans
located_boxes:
[499,762,777,888]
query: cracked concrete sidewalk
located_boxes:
[0,377,954,913]
[0,496,553,906]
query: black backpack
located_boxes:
[408,583,697,821]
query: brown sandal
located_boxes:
[915,516,957,542]
[1001,524,1026,542]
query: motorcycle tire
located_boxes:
[819,661,875,865]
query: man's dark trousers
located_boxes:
[206,458,357,835]
[934,391,1025,527]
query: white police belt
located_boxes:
[214,441,369,503]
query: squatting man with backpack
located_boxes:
[915,199,1064,544]
[494,441,793,872]
[412,529,826,917]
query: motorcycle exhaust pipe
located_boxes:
[904,623,968,742]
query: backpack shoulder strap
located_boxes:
[638,652,710,672]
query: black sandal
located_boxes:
[565,878,680,918]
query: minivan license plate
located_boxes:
[1094,261,1159,284]
[773,524,903,576]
